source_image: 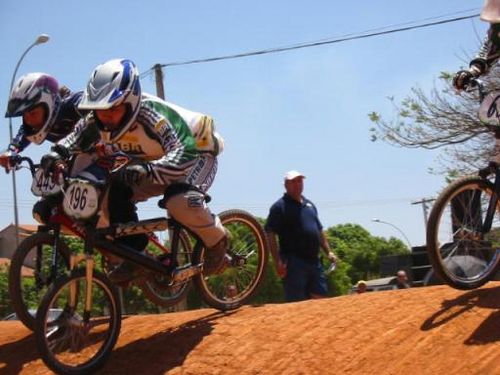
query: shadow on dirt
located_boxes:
[0,316,132,374]
[421,285,500,345]
[0,331,38,375]
[98,310,235,374]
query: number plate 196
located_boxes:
[63,180,99,220]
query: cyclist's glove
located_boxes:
[40,152,66,177]
[452,64,482,91]
[117,162,152,185]
[453,70,475,91]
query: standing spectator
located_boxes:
[395,270,410,289]
[265,170,338,302]
[356,280,367,294]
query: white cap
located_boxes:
[284,170,305,181]
[481,0,500,23]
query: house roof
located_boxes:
[0,223,76,236]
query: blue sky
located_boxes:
[0,1,486,247]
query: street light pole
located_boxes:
[372,218,412,250]
[8,34,50,246]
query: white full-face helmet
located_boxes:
[5,73,61,145]
[78,58,141,142]
[481,0,500,23]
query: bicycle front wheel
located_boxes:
[194,209,268,311]
[35,269,121,375]
[8,232,70,331]
[427,176,500,289]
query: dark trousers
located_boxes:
[108,180,148,252]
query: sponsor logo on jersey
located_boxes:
[117,142,144,154]
[154,118,169,135]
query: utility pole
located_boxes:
[153,63,165,99]
[412,197,435,227]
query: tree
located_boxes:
[368,66,500,175]
[0,268,11,318]
[325,223,409,286]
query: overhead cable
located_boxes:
[140,10,479,77]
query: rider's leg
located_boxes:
[107,180,148,283]
[165,191,228,275]
[166,154,228,274]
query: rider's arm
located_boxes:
[9,126,31,153]
[137,102,200,183]
[470,23,500,75]
[55,116,100,156]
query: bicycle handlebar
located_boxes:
[9,154,38,176]
[466,78,486,102]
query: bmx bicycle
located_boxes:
[5,151,267,375]
[30,150,268,374]
[8,154,194,331]
[426,78,500,290]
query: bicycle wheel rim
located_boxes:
[195,209,268,310]
[36,270,121,374]
[427,178,500,288]
[8,232,69,331]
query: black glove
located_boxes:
[452,69,475,91]
[40,152,65,176]
[117,162,151,185]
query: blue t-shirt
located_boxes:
[265,193,323,263]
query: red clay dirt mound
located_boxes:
[1,282,499,374]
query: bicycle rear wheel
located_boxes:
[426,176,500,289]
[8,232,70,331]
[35,269,121,375]
[194,209,268,311]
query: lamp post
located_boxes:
[8,34,50,246]
[372,218,412,250]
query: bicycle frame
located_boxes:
[483,168,500,233]
[477,130,500,234]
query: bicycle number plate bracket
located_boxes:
[31,168,63,197]
[63,180,99,220]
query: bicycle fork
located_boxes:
[483,171,500,233]
[69,228,96,322]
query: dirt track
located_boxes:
[1,282,499,374]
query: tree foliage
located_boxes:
[325,223,409,287]
[368,66,500,175]
[0,268,10,318]
[0,222,410,318]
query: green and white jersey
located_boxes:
[58,94,224,185]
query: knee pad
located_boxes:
[165,191,225,247]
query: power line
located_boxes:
[141,9,480,76]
